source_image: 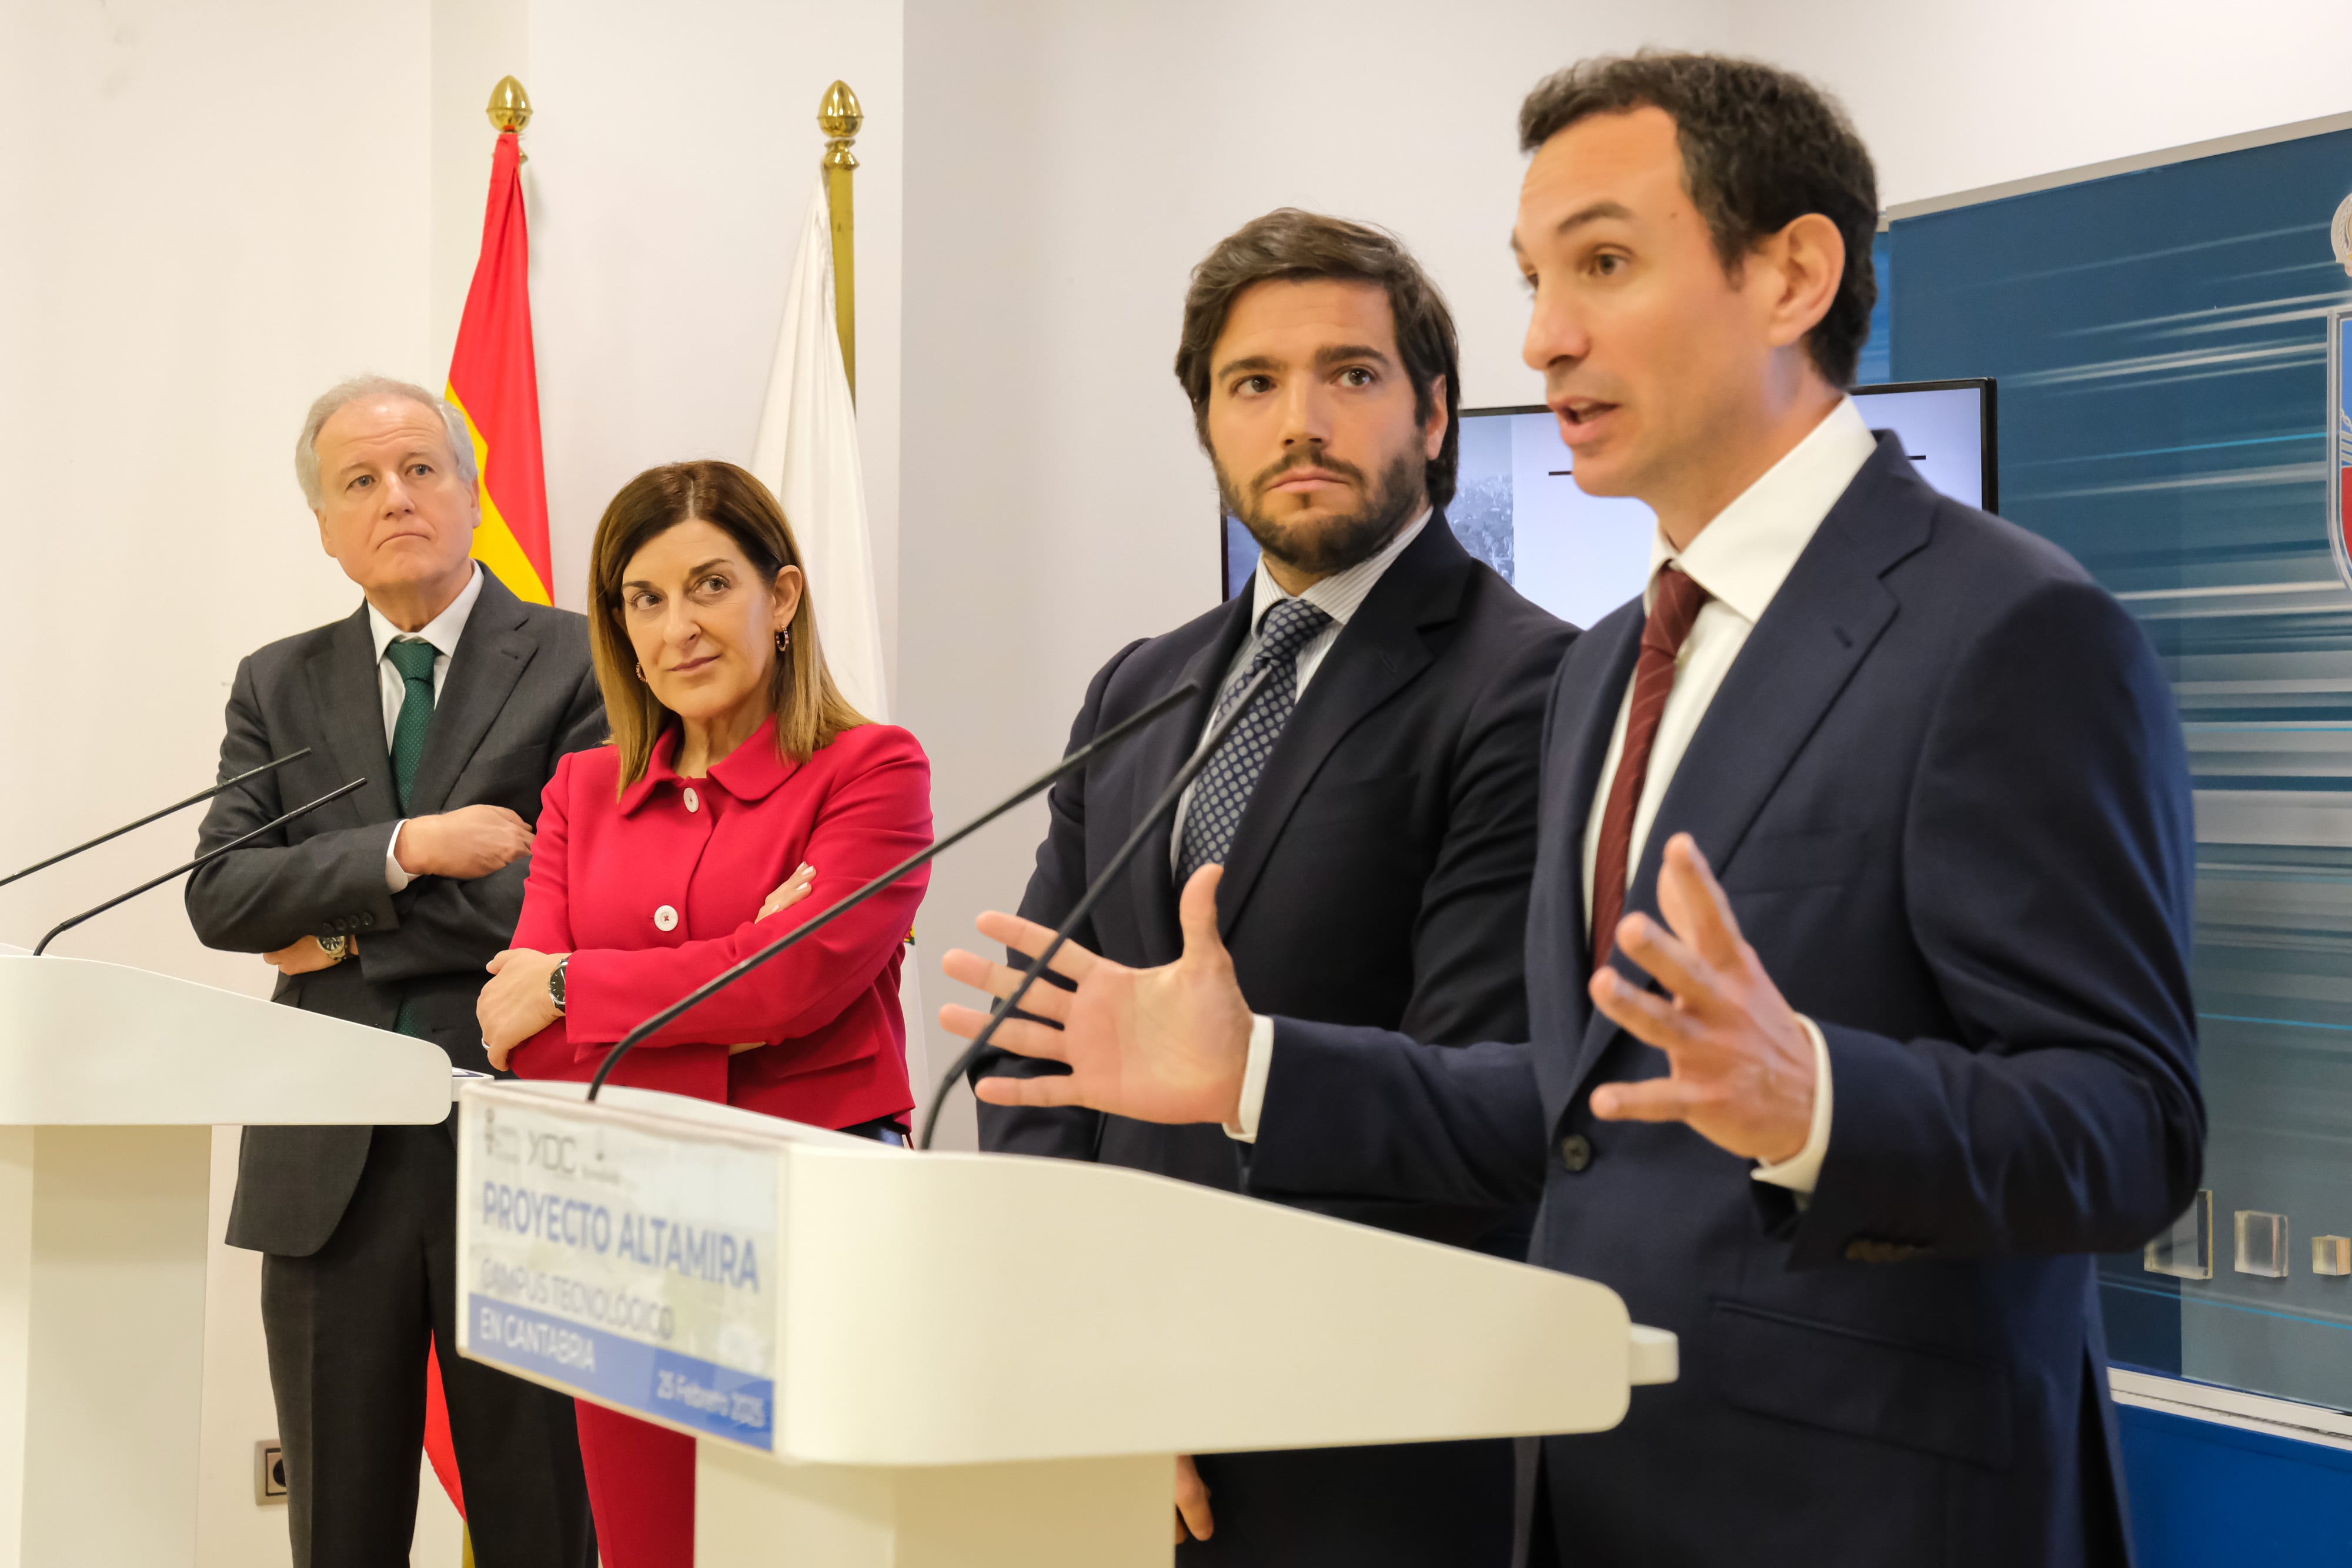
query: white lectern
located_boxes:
[0,953,453,1568]
[457,1081,1677,1567]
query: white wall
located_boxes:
[523,0,904,671]
[1742,0,2352,208]
[0,4,439,1563]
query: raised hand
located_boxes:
[1586,832,1816,1162]
[939,865,1255,1127]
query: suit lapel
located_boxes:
[305,607,400,825]
[1526,600,1643,1121]
[406,573,537,815]
[1213,523,1468,935]
[1127,598,1254,962]
[1564,437,1935,1097]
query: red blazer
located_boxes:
[508,717,931,1129]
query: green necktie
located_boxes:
[385,637,439,812]
[384,637,439,1039]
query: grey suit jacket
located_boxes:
[186,571,604,1256]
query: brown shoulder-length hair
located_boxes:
[589,460,866,793]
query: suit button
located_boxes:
[360,914,375,928]
[683,787,700,814]
[1558,1134,1593,1172]
[654,905,679,932]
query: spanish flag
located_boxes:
[447,128,552,604]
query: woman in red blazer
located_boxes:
[476,459,930,1568]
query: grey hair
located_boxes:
[294,375,478,509]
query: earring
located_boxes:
[635,662,646,681]
[776,628,791,653]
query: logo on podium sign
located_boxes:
[458,1092,782,1451]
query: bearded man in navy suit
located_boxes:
[943,52,2203,1568]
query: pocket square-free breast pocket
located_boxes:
[1718,824,1876,894]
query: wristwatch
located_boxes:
[316,934,350,963]
[548,957,569,1017]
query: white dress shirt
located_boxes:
[366,563,485,892]
[1170,511,1429,871]
[1231,402,1879,1199]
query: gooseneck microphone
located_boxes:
[582,681,1207,1102]
[32,777,368,956]
[917,665,1275,1149]
[0,748,314,892]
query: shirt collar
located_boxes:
[618,714,796,814]
[1647,399,1876,625]
[366,561,485,662]
[1247,508,1431,635]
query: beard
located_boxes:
[1218,445,1425,580]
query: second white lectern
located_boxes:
[457,1079,1676,1566]
[0,953,454,1568]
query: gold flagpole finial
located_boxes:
[818,81,863,170]
[487,76,533,134]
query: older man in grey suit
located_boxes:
[187,376,600,1567]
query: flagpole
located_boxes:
[818,80,861,402]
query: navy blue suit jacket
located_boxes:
[1245,437,2204,1567]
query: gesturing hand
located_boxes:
[940,865,1255,1128]
[1587,833,1816,1163]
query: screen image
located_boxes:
[1222,379,1997,622]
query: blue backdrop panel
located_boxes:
[1889,130,2352,1410]
[2119,1405,2352,1565]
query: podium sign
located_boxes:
[461,1089,781,1449]
[456,1078,1676,1567]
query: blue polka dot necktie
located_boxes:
[1176,597,1334,886]
[383,637,439,1038]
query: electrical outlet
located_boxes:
[255,1441,288,1505]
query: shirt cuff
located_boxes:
[1223,1013,1277,1143]
[1752,1015,1832,1195]
[384,821,413,892]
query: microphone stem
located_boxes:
[917,664,1276,1150]
[31,777,367,957]
[0,748,314,892]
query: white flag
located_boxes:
[751,185,888,722]
[749,185,932,1121]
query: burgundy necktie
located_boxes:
[1590,564,1711,973]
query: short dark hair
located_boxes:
[1519,52,1879,388]
[1173,209,1461,511]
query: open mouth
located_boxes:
[1555,399,1619,427]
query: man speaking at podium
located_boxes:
[188,377,600,1568]
[948,55,2203,1567]
[974,211,1572,1564]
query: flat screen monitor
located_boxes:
[1220,378,1997,624]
